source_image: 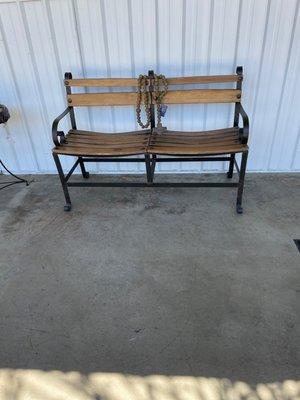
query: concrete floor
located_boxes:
[0,173,299,386]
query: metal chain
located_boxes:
[153,74,168,125]
[136,73,168,128]
[136,75,151,129]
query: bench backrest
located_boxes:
[64,67,243,108]
[64,74,138,107]
[159,73,242,105]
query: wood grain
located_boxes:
[67,89,241,106]
[167,75,240,85]
[64,74,240,87]
[147,144,248,156]
[53,127,248,157]
[53,130,148,156]
[161,89,241,104]
[148,128,247,155]
[65,78,137,87]
[67,92,137,106]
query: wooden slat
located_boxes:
[161,89,241,104]
[53,130,149,157]
[65,141,146,149]
[65,78,138,87]
[148,127,247,155]
[65,75,240,87]
[53,127,247,157]
[53,146,146,157]
[153,127,239,138]
[152,139,238,147]
[67,89,241,106]
[69,129,150,136]
[66,136,148,146]
[67,92,137,106]
[167,75,240,85]
[151,137,239,146]
[66,136,148,145]
[148,144,248,156]
[67,133,148,143]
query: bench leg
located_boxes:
[227,153,235,178]
[236,151,248,214]
[151,154,157,181]
[145,154,153,184]
[53,153,72,211]
[78,157,89,179]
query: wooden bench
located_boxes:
[52,67,249,213]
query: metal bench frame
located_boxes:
[52,67,249,213]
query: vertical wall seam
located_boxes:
[180,0,186,134]
[99,0,116,134]
[71,0,86,77]
[155,0,159,71]
[181,0,186,76]
[250,0,271,134]
[179,0,186,170]
[42,0,65,100]
[193,0,200,76]
[267,0,300,169]
[99,0,111,76]
[223,0,242,171]
[233,0,242,68]
[100,0,118,171]
[127,0,136,77]
[71,0,93,131]
[203,0,214,132]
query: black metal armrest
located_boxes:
[52,107,71,146]
[238,103,249,144]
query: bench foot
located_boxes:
[227,171,233,179]
[83,171,90,179]
[236,204,243,214]
[64,203,72,212]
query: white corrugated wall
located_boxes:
[0,0,299,173]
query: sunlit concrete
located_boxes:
[0,173,299,385]
[0,370,299,400]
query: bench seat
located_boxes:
[53,127,247,157]
[53,129,150,157]
[148,127,248,156]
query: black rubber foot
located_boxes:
[64,204,72,212]
[236,204,243,214]
[227,172,233,179]
[83,172,90,179]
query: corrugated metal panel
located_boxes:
[0,0,299,173]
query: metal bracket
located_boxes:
[0,159,29,191]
